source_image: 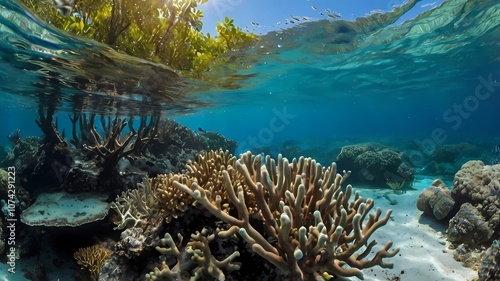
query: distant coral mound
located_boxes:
[336,143,414,187]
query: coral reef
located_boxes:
[199,131,238,154]
[81,116,138,178]
[173,151,399,280]
[35,104,66,146]
[184,149,258,214]
[336,143,414,187]
[146,229,241,280]
[450,161,499,245]
[0,168,30,211]
[420,160,499,274]
[114,227,148,259]
[422,143,483,176]
[110,178,161,230]
[447,203,493,245]
[0,109,241,281]
[150,174,195,223]
[106,150,398,280]
[74,245,112,279]
[110,174,196,229]
[1,137,42,182]
[452,243,484,271]
[416,179,456,220]
[478,240,500,281]
[150,119,237,163]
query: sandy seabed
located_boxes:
[353,176,478,281]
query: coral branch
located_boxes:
[173,151,399,280]
[35,104,66,146]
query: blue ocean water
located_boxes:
[1,0,498,157]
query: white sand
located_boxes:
[350,176,478,281]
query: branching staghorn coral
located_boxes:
[150,173,196,223]
[146,232,184,280]
[187,228,241,280]
[173,151,399,280]
[185,149,257,214]
[110,178,160,230]
[83,116,136,176]
[70,114,160,177]
[36,104,67,146]
[110,174,195,228]
[146,229,241,281]
[74,245,111,280]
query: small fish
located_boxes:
[291,15,300,21]
[311,5,317,10]
[492,145,500,154]
[53,0,76,17]
[327,13,341,19]
[198,127,206,133]
[7,129,21,144]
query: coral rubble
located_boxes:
[422,142,483,176]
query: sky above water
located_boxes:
[199,0,444,35]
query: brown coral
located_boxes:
[416,179,455,220]
[111,174,195,228]
[452,161,500,204]
[451,160,500,241]
[336,143,414,186]
[185,149,258,214]
[478,240,500,281]
[150,173,196,223]
[174,151,398,280]
[74,245,111,279]
[110,178,160,230]
[146,229,240,280]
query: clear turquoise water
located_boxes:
[0,0,498,156]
